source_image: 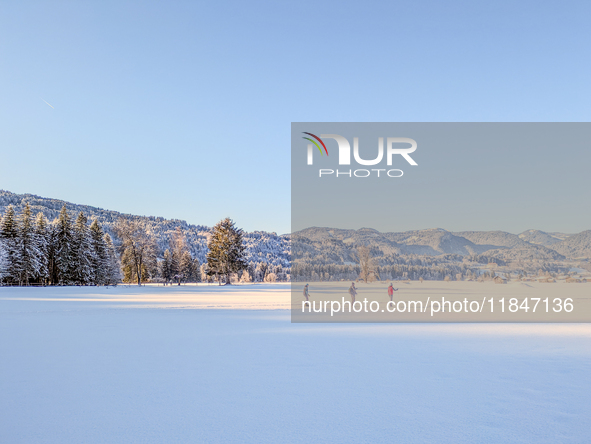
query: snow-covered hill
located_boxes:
[551,230,591,259]
[0,190,290,271]
[518,229,570,246]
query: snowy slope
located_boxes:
[518,229,569,246]
[551,230,591,259]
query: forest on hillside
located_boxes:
[0,190,291,285]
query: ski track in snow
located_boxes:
[1,284,590,443]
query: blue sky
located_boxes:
[1,0,590,234]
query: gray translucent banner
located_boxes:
[291,123,591,323]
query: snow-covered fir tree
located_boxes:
[0,236,7,281]
[169,250,180,284]
[47,219,59,285]
[17,203,42,285]
[90,219,108,285]
[0,203,121,286]
[160,249,173,284]
[35,213,49,284]
[179,250,194,284]
[206,218,247,285]
[72,212,95,285]
[0,205,21,284]
[55,206,75,284]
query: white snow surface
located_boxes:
[1,284,590,443]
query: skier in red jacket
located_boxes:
[387,283,399,302]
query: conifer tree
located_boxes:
[0,215,7,282]
[18,203,42,285]
[72,212,95,285]
[89,219,108,285]
[170,249,180,283]
[206,218,247,285]
[36,213,49,284]
[161,249,173,284]
[247,262,256,283]
[47,220,59,285]
[0,205,21,284]
[0,237,7,282]
[55,205,75,284]
[179,250,193,284]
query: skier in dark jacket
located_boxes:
[348,282,357,303]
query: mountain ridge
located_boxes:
[294,226,589,260]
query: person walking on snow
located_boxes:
[387,283,399,302]
[303,283,310,301]
[349,282,357,303]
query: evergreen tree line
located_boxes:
[0,191,291,278]
[0,204,120,286]
[0,206,284,287]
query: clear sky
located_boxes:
[1,0,590,235]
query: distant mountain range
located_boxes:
[291,226,591,281]
[293,226,591,264]
[0,190,290,270]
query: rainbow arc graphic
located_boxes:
[302,132,328,156]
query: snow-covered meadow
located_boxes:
[1,284,590,443]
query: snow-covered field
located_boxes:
[1,284,591,443]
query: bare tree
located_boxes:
[114,218,157,286]
[357,245,378,283]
